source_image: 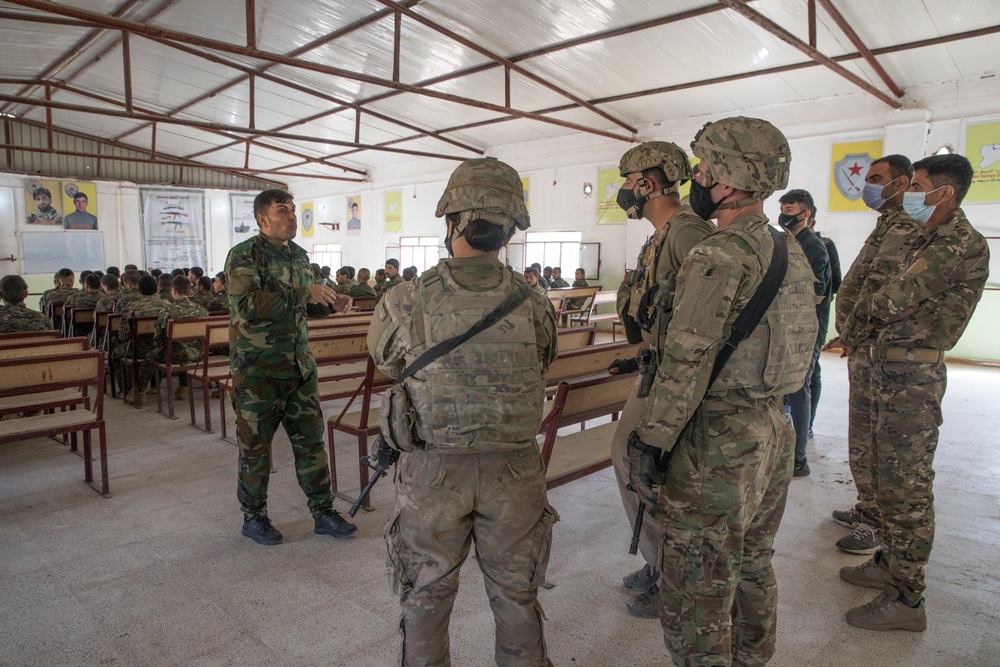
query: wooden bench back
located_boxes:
[546,341,640,386]
[0,330,60,347]
[557,326,597,351]
[352,297,377,312]
[166,316,225,343]
[0,337,90,360]
[0,350,103,401]
[591,290,618,308]
[548,372,637,427]
[547,285,601,301]
[308,331,369,364]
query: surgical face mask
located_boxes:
[901,187,945,224]
[861,176,902,211]
[617,184,646,219]
[777,212,803,229]
[689,180,721,221]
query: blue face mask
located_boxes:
[901,187,945,223]
[861,176,901,211]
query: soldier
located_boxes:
[777,188,830,477]
[187,266,205,287]
[628,117,817,665]
[524,266,547,296]
[608,141,716,618]
[369,158,558,667]
[149,275,209,401]
[348,268,376,299]
[530,262,548,288]
[837,154,988,631]
[375,259,403,301]
[542,266,554,287]
[191,276,214,309]
[39,268,78,330]
[157,273,174,302]
[204,272,230,313]
[824,155,921,556]
[226,188,355,546]
[549,267,569,288]
[95,274,121,315]
[0,275,51,334]
[114,269,144,313]
[332,266,357,295]
[374,268,387,291]
[115,275,168,407]
[63,273,104,337]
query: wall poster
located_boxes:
[140,188,206,270]
[964,120,1000,203]
[829,139,883,212]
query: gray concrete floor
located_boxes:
[2,352,1000,666]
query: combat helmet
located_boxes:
[435,158,529,238]
[690,116,790,201]
[618,141,692,185]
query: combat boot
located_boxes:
[314,511,357,538]
[242,514,283,545]
[840,551,889,589]
[836,523,883,554]
[626,583,659,618]
[623,563,659,591]
[845,585,926,632]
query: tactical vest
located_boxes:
[402,263,543,450]
[709,226,818,398]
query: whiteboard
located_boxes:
[21,231,106,275]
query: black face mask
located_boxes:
[777,212,802,229]
[617,186,646,220]
[689,180,720,221]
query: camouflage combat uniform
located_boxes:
[95,289,120,314]
[158,287,174,303]
[333,278,357,295]
[0,303,51,334]
[114,286,143,313]
[835,206,922,531]
[225,233,336,521]
[637,212,817,665]
[203,291,230,313]
[147,296,209,388]
[846,208,988,602]
[369,255,558,667]
[40,285,79,329]
[612,204,715,566]
[530,282,547,297]
[375,274,403,301]
[349,282,377,299]
[63,290,102,337]
[548,277,569,288]
[114,294,168,393]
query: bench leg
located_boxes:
[98,421,109,497]
[82,427,93,483]
[202,376,213,433]
[188,372,198,427]
[165,369,176,419]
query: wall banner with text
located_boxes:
[385,190,402,232]
[230,193,257,246]
[964,120,1000,203]
[140,188,206,270]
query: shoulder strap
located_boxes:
[707,226,788,387]
[394,283,534,386]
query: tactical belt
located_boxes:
[877,347,943,364]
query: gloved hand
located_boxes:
[608,357,640,375]
[627,430,667,511]
[370,434,400,470]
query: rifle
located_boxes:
[627,485,644,556]
[347,433,399,517]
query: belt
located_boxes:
[875,347,944,364]
[700,396,777,414]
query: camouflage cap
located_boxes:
[618,141,692,184]
[435,157,529,233]
[690,116,790,200]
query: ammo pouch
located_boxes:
[378,382,420,453]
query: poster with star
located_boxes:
[829,139,883,212]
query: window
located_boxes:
[310,244,341,273]
[400,236,440,274]
[524,231,582,275]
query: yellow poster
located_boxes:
[23,179,63,226]
[385,190,402,232]
[964,120,1000,203]
[300,201,314,238]
[829,140,883,212]
[60,181,99,230]
[520,177,530,212]
[597,167,626,224]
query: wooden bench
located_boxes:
[584,290,623,340]
[351,296,376,312]
[307,315,372,336]
[547,286,601,327]
[0,336,90,360]
[46,302,65,336]
[545,341,640,389]
[154,316,227,419]
[0,330,60,347]
[190,323,232,433]
[0,351,109,496]
[556,325,597,351]
[0,338,93,433]
[538,371,637,489]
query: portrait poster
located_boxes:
[23,179,64,227]
[520,177,530,212]
[300,201,315,238]
[963,120,1000,203]
[346,196,362,236]
[61,181,99,230]
[140,188,206,271]
[829,140,883,212]
[229,193,258,246]
[385,190,402,232]
[597,167,626,224]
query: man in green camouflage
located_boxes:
[607,140,716,618]
[348,268,376,299]
[375,258,403,301]
[838,154,989,632]
[63,273,103,337]
[824,155,921,557]
[332,266,357,295]
[157,273,174,302]
[114,269,144,313]
[0,275,51,334]
[95,274,121,314]
[202,272,230,313]
[39,267,78,329]
[369,158,558,667]
[628,117,818,665]
[226,188,355,546]
[115,275,169,407]
[147,275,208,400]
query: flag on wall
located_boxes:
[829,140,883,212]
[300,201,314,238]
[964,120,1000,203]
[520,177,530,212]
[385,190,402,232]
[597,167,626,224]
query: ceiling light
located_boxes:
[583,182,593,196]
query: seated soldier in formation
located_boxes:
[114,269,144,313]
[0,274,51,334]
[63,273,104,337]
[332,266,357,295]
[95,274,121,314]
[148,275,209,401]
[349,267,376,298]
[564,268,591,311]
[39,267,78,328]
[114,275,168,407]
[549,266,570,288]
[191,276,214,310]
[524,267,548,296]
[157,273,174,302]
[205,272,230,313]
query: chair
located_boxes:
[119,315,159,398]
[103,313,122,397]
[154,316,219,419]
[189,323,232,433]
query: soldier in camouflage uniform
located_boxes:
[226,188,355,546]
[349,268,377,299]
[190,276,214,310]
[148,275,209,400]
[63,273,103,337]
[95,274,121,314]
[114,269,144,313]
[115,276,169,407]
[375,258,404,301]
[39,268,78,330]
[369,158,558,667]
[332,266,358,295]
[838,154,988,632]
[0,275,51,334]
[607,141,716,618]
[157,273,174,302]
[523,266,547,296]
[825,155,921,556]
[628,118,817,666]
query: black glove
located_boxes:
[626,430,669,510]
[608,357,640,375]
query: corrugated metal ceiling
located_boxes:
[0,0,997,186]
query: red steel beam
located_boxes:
[248,74,255,131]
[393,10,402,83]
[122,31,134,114]
[808,0,817,48]
[245,0,255,50]
[817,0,905,97]
[716,0,900,108]
[44,83,53,150]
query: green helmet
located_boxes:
[618,141,692,184]
[690,116,790,200]
[435,157,529,234]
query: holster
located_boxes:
[378,383,421,452]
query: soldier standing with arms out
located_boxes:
[226,189,356,546]
[838,154,988,631]
[628,117,817,666]
[608,141,716,618]
[824,155,920,556]
[369,158,558,667]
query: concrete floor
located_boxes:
[2,352,1000,667]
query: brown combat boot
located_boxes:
[845,585,926,632]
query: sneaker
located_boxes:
[626,583,659,618]
[242,514,283,545]
[832,507,861,529]
[623,563,659,591]
[836,523,883,555]
[845,586,926,632]
[793,459,810,477]
[314,511,357,538]
[840,552,889,589]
